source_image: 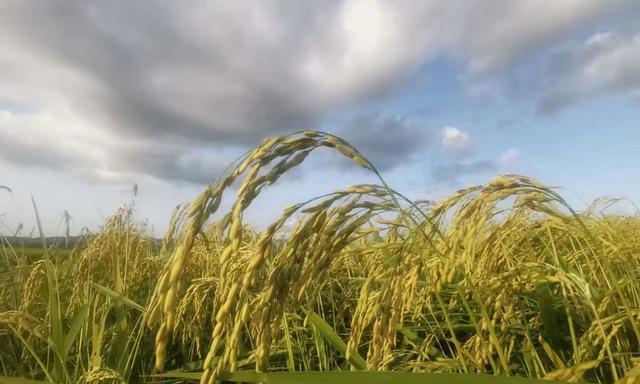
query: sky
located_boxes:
[1,1,640,236]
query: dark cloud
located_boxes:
[431,146,521,184]
[0,1,445,182]
[537,31,640,113]
[0,1,323,144]
[335,114,432,171]
[107,145,233,184]
[0,117,232,184]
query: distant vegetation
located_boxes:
[4,236,82,248]
[1,131,639,383]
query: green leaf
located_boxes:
[63,303,89,359]
[90,282,144,312]
[44,261,69,382]
[303,309,366,370]
[0,375,48,384]
[5,325,56,384]
[150,370,557,383]
[536,283,563,352]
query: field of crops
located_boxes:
[1,131,639,384]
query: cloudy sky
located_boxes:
[1,0,640,236]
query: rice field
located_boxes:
[1,131,639,383]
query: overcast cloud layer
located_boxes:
[1,0,639,185]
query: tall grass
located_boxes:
[1,131,639,383]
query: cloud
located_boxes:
[449,0,637,76]
[537,31,640,112]
[431,148,521,183]
[498,149,521,166]
[0,1,449,183]
[336,114,432,171]
[0,109,236,184]
[0,0,636,183]
[441,127,471,154]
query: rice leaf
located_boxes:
[151,370,556,383]
[304,309,366,370]
[0,375,47,384]
[90,282,144,312]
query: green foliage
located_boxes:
[153,370,553,383]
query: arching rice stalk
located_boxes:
[146,131,414,379]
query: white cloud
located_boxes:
[498,149,521,166]
[441,127,471,154]
[448,0,637,76]
[300,0,446,105]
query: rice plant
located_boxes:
[1,131,639,383]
